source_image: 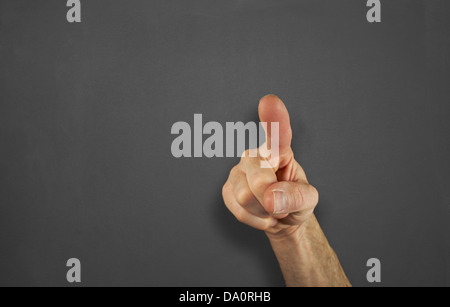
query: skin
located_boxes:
[222,95,351,287]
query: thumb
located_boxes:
[263,181,319,216]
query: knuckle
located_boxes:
[310,185,319,206]
[251,175,268,193]
[253,225,266,231]
[241,149,252,159]
[229,165,239,179]
[235,188,253,205]
[234,210,246,224]
[240,150,248,162]
[240,149,258,163]
[294,185,306,208]
[259,220,272,231]
[222,183,227,196]
[222,181,230,198]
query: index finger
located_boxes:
[258,95,293,168]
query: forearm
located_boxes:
[267,215,351,287]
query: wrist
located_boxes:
[265,215,351,287]
[265,219,310,245]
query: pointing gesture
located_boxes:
[222,95,350,287]
[222,95,319,236]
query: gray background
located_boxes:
[0,0,449,287]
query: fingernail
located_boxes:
[272,190,287,215]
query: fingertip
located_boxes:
[258,94,292,153]
[259,94,280,102]
[258,94,287,118]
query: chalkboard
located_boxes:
[0,0,449,286]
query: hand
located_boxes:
[222,95,319,240]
